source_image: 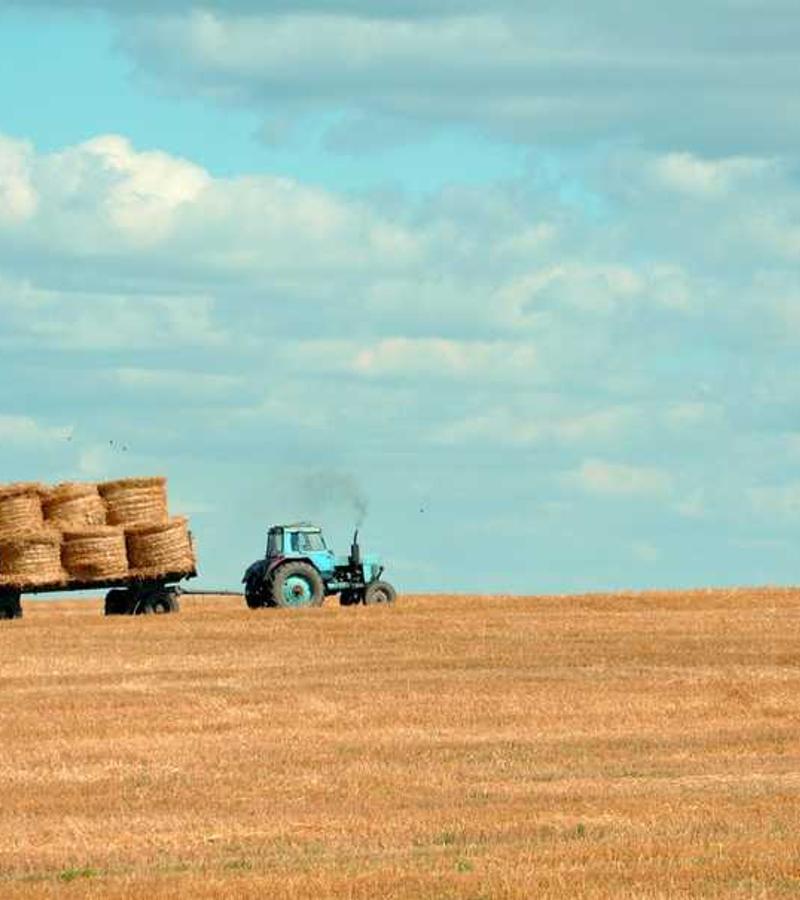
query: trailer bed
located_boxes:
[16,568,197,595]
[0,569,197,618]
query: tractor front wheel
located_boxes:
[364,581,396,606]
[271,562,325,609]
[339,589,363,607]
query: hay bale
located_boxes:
[61,526,128,582]
[0,529,64,588]
[99,476,168,526]
[43,482,107,529]
[0,483,45,537]
[125,517,196,578]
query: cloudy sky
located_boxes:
[1,2,799,594]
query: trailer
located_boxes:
[0,567,196,619]
[0,476,197,620]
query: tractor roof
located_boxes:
[271,522,321,532]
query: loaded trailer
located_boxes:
[0,567,196,619]
[0,477,196,620]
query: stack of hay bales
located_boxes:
[0,476,196,590]
[98,477,195,580]
[0,484,65,588]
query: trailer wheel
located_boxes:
[271,562,324,608]
[105,589,131,616]
[364,581,396,606]
[0,590,22,619]
[137,588,180,615]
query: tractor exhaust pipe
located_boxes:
[350,529,361,568]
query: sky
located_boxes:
[1,2,799,595]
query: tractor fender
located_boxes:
[246,557,323,585]
[242,559,267,584]
[267,556,320,577]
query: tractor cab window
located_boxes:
[267,529,283,557]
[293,531,326,552]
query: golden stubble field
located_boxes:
[1,588,799,899]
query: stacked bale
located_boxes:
[99,477,167,527]
[125,517,196,579]
[61,526,128,582]
[43,482,106,529]
[0,530,64,588]
[0,484,45,537]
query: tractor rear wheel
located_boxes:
[271,562,324,608]
[364,581,396,606]
[245,588,264,609]
[245,578,266,609]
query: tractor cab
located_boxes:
[266,524,336,578]
[243,522,395,610]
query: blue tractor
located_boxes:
[242,523,396,609]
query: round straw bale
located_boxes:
[126,517,196,578]
[43,482,107,529]
[0,529,64,587]
[0,483,45,537]
[99,476,168,526]
[61,526,128,582]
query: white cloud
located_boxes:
[19,135,210,252]
[261,337,538,382]
[672,489,707,520]
[432,405,637,448]
[631,540,660,563]
[77,443,115,478]
[650,153,774,198]
[0,415,72,446]
[748,482,800,520]
[433,408,542,447]
[494,263,687,326]
[664,402,716,429]
[113,368,242,395]
[0,136,37,224]
[0,276,225,349]
[113,5,800,154]
[350,337,536,379]
[0,133,427,277]
[565,459,673,499]
[554,407,637,443]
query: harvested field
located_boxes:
[0,588,799,898]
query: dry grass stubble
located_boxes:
[1,589,799,897]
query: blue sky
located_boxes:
[1,1,799,594]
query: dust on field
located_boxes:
[1,588,799,898]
